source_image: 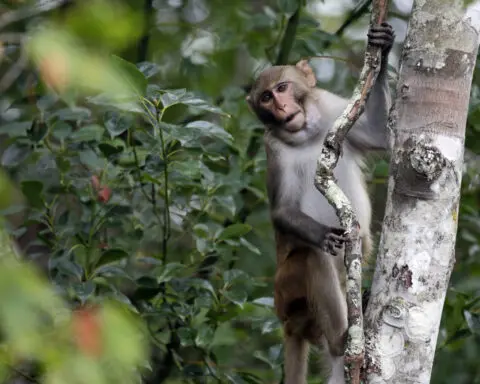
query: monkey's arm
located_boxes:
[265,142,341,248]
[271,206,332,247]
[348,62,391,151]
[345,22,395,151]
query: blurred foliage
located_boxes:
[0,0,478,383]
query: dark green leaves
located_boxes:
[21,180,44,208]
[216,224,252,241]
[96,249,129,268]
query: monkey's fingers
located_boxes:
[367,33,395,45]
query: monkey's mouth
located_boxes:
[283,111,304,132]
[285,111,300,124]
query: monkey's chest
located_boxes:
[282,150,368,227]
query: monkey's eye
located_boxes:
[260,91,273,103]
[276,82,288,93]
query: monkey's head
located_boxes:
[247,60,317,136]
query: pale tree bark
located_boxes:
[364,1,479,383]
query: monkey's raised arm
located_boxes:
[346,23,395,151]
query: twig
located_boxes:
[333,0,372,44]
[0,45,27,93]
[0,0,66,30]
[0,33,24,43]
[313,0,388,383]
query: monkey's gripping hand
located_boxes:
[367,22,395,58]
[322,227,347,257]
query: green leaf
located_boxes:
[117,148,148,166]
[252,297,275,308]
[0,122,30,137]
[93,265,132,280]
[222,287,247,306]
[51,121,73,140]
[110,55,147,96]
[179,95,230,117]
[137,62,160,78]
[1,144,30,167]
[73,280,96,305]
[223,270,248,284]
[87,93,144,113]
[464,309,480,334]
[51,107,92,121]
[104,111,133,137]
[177,327,196,347]
[158,263,185,283]
[211,322,237,347]
[195,324,214,348]
[217,223,252,241]
[160,89,187,107]
[36,94,59,111]
[51,258,84,280]
[184,120,233,144]
[96,249,129,268]
[277,0,299,14]
[27,119,48,142]
[240,238,261,255]
[20,180,44,208]
[98,143,124,157]
[70,124,105,142]
[79,149,105,169]
[253,350,275,368]
[193,223,210,238]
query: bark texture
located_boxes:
[364,1,479,383]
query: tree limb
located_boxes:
[313,0,389,383]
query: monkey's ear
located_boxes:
[295,60,316,88]
[245,95,254,112]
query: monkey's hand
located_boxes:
[367,22,395,59]
[322,227,347,257]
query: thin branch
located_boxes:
[0,45,27,93]
[0,1,67,30]
[0,32,24,43]
[156,110,171,264]
[313,0,389,383]
[333,0,372,44]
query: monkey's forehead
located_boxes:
[250,66,291,99]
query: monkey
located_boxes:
[246,23,395,384]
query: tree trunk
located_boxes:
[364,1,479,383]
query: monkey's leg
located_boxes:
[325,351,345,384]
[306,252,347,384]
[284,332,309,384]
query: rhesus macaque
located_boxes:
[246,23,395,384]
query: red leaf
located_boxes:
[72,307,102,357]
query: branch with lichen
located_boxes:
[313,1,389,383]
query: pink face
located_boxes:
[258,81,306,132]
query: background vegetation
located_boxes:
[0,0,478,383]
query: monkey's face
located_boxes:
[256,81,306,132]
[247,64,316,139]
